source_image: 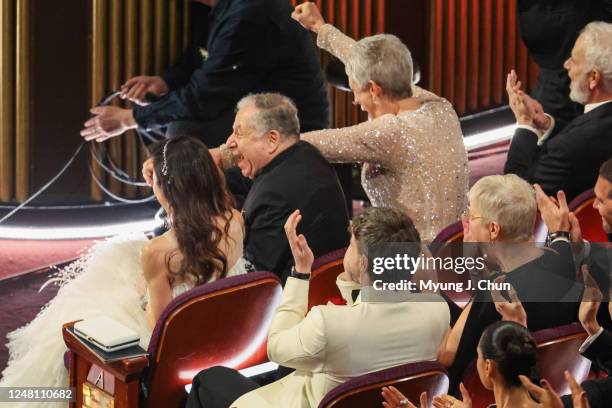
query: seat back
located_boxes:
[569,189,608,242]
[430,222,471,308]
[318,361,449,408]
[533,323,591,395]
[462,323,591,408]
[144,271,282,408]
[308,248,347,310]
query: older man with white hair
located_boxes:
[504,21,612,201]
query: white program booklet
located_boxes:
[74,316,140,352]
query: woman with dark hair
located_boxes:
[382,321,540,408]
[0,136,245,407]
[142,136,245,327]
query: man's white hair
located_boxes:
[344,34,413,99]
[581,21,612,92]
[468,174,536,242]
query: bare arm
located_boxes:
[437,302,472,367]
[141,241,174,329]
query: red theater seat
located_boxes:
[569,189,608,243]
[462,323,591,408]
[308,247,347,310]
[430,221,471,308]
[63,271,282,408]
[318,361,449,408]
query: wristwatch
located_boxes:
[547,230,570,245]
[290,266,311,280]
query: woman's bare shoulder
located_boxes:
[141,232,176,268]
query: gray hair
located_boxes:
[468,174,536,242]
[581,21,612,92]
[345,34,413,99]
[236,93,300,140]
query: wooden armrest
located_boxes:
[62,322,149,383]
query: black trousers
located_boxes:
[185,366,260,408]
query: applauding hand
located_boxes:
[506,70,550,132]
[534,184,571,233]
[284,210,314,274]
[491,277,527,327]
[519,375,564,408]
[381,386,426,408]
[432,383,472,408]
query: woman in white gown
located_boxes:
[0,136,246,407]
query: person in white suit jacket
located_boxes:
[186,207,450,408]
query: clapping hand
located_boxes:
[506,70,550,132]
[519,376,564,408]
[491,277,527,327]
[534,185,571,233]
[292,2,326,33]
[519,372,590,408]
[284,210,314,274]
[432,383,472,408]
[381,386,426,408]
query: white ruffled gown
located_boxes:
[0,233,245,408]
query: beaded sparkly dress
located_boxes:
[302,24,469,241]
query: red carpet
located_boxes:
[0,239,93,280]
[0,269,60,375]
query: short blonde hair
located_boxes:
[469,174,536,241]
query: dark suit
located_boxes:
[560,329,612,408]
[240,141,350,283]
[582,329,612,372]
[504,102,612,201]
[133,0,330,147]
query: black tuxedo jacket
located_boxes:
[241,141,350,283]
[560,329,612,408]
[504,102,612,201]
[517,0,612,70]
[133,0,330,145]
[583,329,612,373]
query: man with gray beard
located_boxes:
[504,21,612,201]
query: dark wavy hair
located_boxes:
[479,321,538,387]
[151,136,235,285]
